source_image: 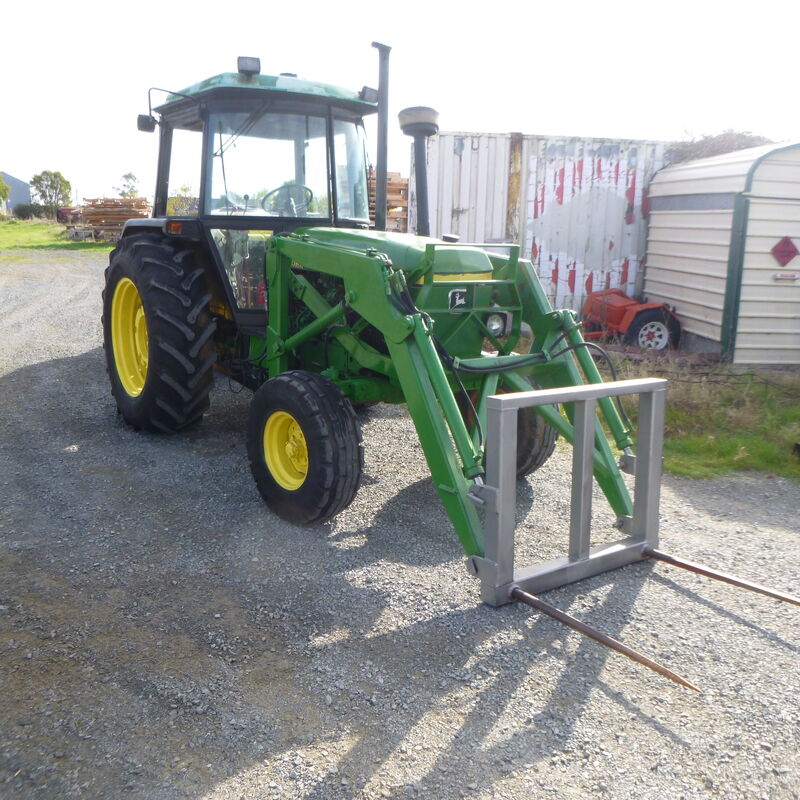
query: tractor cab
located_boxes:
[138,57,377,319]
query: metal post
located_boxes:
[569,398,595,561]
[480,406,518,602]
[413,135,431,236]
[632,385,665,548]
[399,107,439,237]
[372,42,390,232]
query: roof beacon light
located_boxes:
[237,57,261,77]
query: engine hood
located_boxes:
[299,228,495,277]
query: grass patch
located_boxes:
[608,355,800,480]
[0,218,112,251]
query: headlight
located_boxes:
[485,312,507,337]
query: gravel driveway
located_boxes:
[1,249,798,800]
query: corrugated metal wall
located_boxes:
[645,145,775,196]
[643,209,733,342]
[420,133,665,310]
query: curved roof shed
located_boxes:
[643,143,800,364]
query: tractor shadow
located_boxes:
[326,477,535,568]
[0,349,690,799]
[293,567,691,800]
[647,572,800,655]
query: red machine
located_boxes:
[581,289,681,350]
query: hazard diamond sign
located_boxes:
[771,237,799,267]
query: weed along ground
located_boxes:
[1,246,799,799]
[607,354,800,481]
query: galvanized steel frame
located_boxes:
[468,378,667,606]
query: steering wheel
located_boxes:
[260,184,314,216]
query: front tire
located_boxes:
[516,403,559,477]
[102,234,217,432]
[247,371,363,524]
[472,381,558,477]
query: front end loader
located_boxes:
[102,47,798,691]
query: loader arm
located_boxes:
[264,232,634,558]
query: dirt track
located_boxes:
[1,249,798,799]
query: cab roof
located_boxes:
[155,71,378,116]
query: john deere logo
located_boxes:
[448,289,468,311]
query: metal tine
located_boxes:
[511,587,701,692]
[645,549,800,607]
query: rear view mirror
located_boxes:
[137,114,157,133]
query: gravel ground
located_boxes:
[1,249,798,800]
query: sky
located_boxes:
[3,0,798,203]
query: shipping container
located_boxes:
[644,143,800,365]
[416,132,666,310]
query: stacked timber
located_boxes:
[368,169,409,232]
[79,198,152,240]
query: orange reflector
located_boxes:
[166,221,182,234]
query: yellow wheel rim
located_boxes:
[263,411,308,490]
[111,277,148,397]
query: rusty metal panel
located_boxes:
[425,132,665,310]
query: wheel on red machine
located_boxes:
[625,309,680,350]
[246,371,364,524]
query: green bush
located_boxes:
[13,203,56,220]
[14,203,37,219]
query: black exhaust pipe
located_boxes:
[399,106,439,237]
[372,42,391,232]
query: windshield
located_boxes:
[208,110,329,217]
[206,110,369,221]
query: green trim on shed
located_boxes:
[720,193,749,358]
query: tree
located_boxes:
[115,172,139,198]
[0,175,9,209]
[166,185,198,216]
[665,130,773,165]
[30,170,72,209]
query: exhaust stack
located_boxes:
[372,42,391,231]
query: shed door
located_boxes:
[735,197,800,364]
[734,149,800,365]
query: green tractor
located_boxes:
[102,47,636,565]
[103,49,800,686]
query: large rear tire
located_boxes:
[102,234,216,432]
[246,371,363,524]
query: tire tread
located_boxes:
[101,234,217,433]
